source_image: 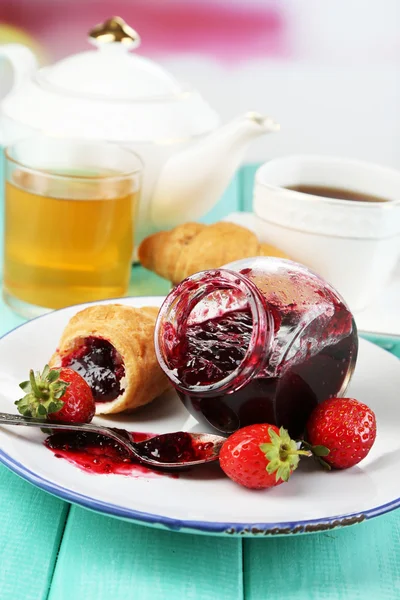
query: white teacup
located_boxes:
[253,155,400,312]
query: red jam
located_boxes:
[175,309,253,387]
[45,429,214,476]
[136,432,216,463]
[155,261,358,439]
[174,306,355,437]
[61,336,125,403]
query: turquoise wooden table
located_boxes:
[1,167,400,600]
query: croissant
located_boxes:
[49,304,170,415]
[138,221,289,284]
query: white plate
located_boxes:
[0,296,399,537]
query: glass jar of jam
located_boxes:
[154,257,358,438]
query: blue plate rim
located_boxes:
[1,445,399,536]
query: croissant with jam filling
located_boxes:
[49,304,170,415]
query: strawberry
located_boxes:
[15,365,95,424]
[305,397,376,470]
[219,424,308,489]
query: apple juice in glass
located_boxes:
[3,137,141,317]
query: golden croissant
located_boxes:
[49,304,170,415]
[138,221,289,284]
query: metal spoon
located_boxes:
[0,412,226,469]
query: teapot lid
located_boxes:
[2,17,220,141]
[37,17,183,100]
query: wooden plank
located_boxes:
[49,506,243,600]
[243,512,400,599]
[0,465,69,600]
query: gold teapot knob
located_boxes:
[89,17,141,50]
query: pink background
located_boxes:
[1,0,290,63]
[1,0,400,166]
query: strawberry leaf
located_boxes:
[37,404,47,416]
[54,387,67,399]
[276,464,289,482]
[15,397,32,417]
[47,400,64,415]
[300,441,332,471]
[260,426,307,483]
[47,369,60,383]
[312,445,330,457]
[15,365,68,419]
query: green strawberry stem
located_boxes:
[29,368,48,399]
[259,427,312,483]
[283,448,312,458]
[15,365,68,419]
[300,440,331,471]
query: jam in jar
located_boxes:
[154,257,358,438]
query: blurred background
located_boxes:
[1,0,400,167]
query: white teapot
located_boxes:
[0,17,278,244]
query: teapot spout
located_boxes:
[150,112,279,228]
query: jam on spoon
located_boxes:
[0,412,225,475]
[45,428,218,476]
